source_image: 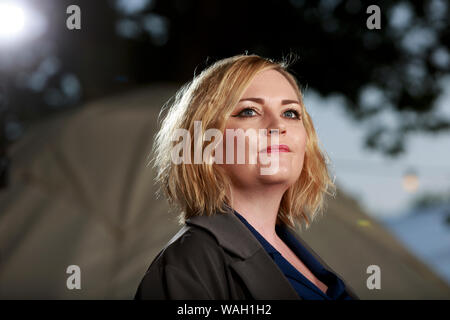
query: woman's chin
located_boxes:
[256,165,299,185]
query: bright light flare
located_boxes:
[402,172,419,193]
[0,4,25,38]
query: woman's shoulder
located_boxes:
[135,224,231,299]
[151,223,226,269]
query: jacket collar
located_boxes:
[185,209,301,299]
[185,208,312,262]
[185,209,359,300]
[186,209,263,260]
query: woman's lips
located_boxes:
[262,145,291,153]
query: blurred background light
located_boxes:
[0,3,25,39]
[115,0,154,15]
[403,170,420,193]
[0,1,47,49]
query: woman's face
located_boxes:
[218,69,307,192]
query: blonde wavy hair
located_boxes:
[151,54,336,230]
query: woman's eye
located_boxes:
[232,107,301,119]
[284,109,301,119]
[233,107,258,117]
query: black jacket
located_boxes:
[134,211,359,300]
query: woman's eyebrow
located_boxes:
[238,97,300,105]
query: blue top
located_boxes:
[233,210,353,300]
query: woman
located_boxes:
[134,54,359,300]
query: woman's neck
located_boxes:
[229,184,287,244]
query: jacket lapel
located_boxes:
[186,211,301,300]
[229,249,301,299]
[285,225,360,300]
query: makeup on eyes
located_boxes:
[232,106,301,120]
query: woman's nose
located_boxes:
[262,108,287,136]
[268,128,286,135]
[267,121,287,136]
